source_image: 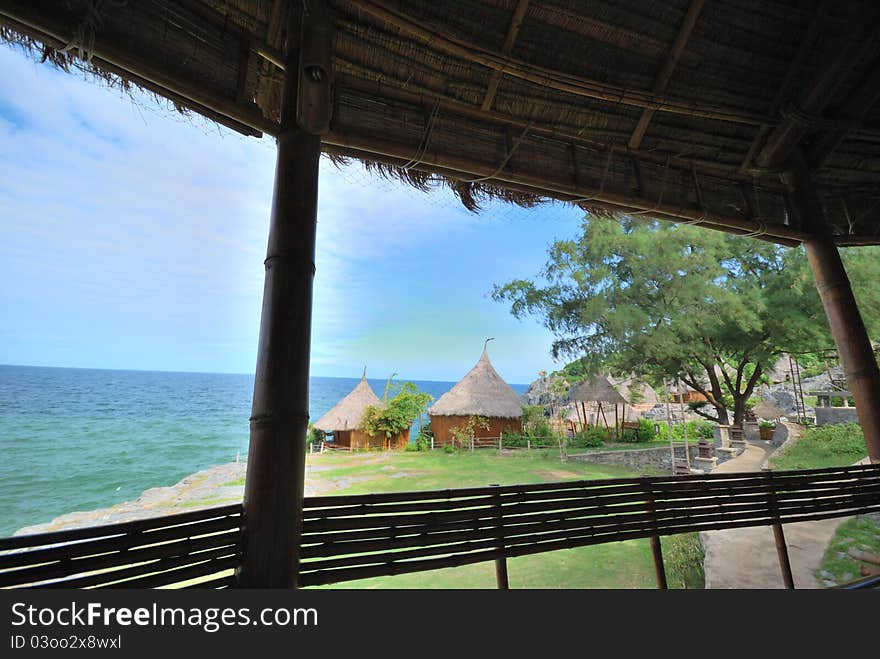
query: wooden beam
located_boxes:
[791,155,880,464]
[755,7,880,169]
[336,72,771,183]
[322,129,807,245]
[481,0,530,111]
[346,0,775,126]
[239,2,325,588]
[807,61,880,171]
[739,0,830,173]
[627,0,705,150]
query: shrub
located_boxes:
[443,444,456,454]
[569,425,610,448]
[657,420,714,441]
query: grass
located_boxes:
[305,449,651,496]
[302,450,702,589]
[817,515,880,587]
[768,423,867,471]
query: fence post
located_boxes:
[471,437,475,452]
[644,482,668,589]
[527,439,531,451]
[430,437,434,451]
[763,467,795,589]
[490,484,509,589]
[499,434,503,451]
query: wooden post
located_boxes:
[645,483,668,589]
[490,484,509,589]
[677,379,691,470]
[238,5,328,588]
[499,433,503,451]
[789,155,880,463]
[763,468,795,588]
[664,379,675,475]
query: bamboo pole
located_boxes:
[664,379,675,475]
[791,156,880,464]
[239,5,323,588]
[677,379,691,470]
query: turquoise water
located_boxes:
[0,365,527,536]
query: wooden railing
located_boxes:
[298,463,880,587]
[2,464,879,589]
[0,504,243,588]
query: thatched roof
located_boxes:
[4,1,880,245]
[313,374,382,432]
[611,376,659,406]
[429,349,522,418]
[569,375,627,405]
[752,400,787,420]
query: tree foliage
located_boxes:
[492,216,879,426]
[362,380,432,439]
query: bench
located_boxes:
[621,421,641,440]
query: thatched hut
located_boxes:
[313,373,409,450]
[428,349,523,445]
[568,375,628,434]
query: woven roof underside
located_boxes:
[2,0,880,245]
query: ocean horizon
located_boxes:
[0,364,529,536]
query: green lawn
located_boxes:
[302,450,703,589]
[768,423,867,471]
[305,449,653,496]
[818,515,880,587]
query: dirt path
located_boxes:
[701,430,846,589]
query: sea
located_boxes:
[0,364,528,537]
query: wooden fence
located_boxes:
[2,464,879,589]
[0,504,243,588]
[298,463,880,587]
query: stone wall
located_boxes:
[569,443,734,472]
[815,407,860,426]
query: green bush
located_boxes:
[443,444,456,454]
[307,425,324,446]
[569,425,611,448]
[657,419,714,441]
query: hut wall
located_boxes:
[330,428,411,450]
[429,415,523,446]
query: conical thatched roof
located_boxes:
[313,374,382,432]
[569,375,627,405]
[610,376,659,406]
[429,350,522,419]
[752,400,786,421]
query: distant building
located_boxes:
[428,349,523,445]
[313,373,410,450]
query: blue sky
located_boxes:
[0,45,586,384]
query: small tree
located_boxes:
[449,415,491,449]
[362,380,432,447]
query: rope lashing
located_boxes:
[61,0,123,64]
[779,102,822,131]
[461,123,532,183]
[678,163,709,226]
[400,97,441,170]
[629,155,672,216]
[568,147,615,205]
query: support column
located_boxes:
[238,7,323,587]
[790,156,880,463]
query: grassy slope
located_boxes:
[301,451,702,589]
[768,423,867,471]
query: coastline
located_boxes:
[14,462,248,537]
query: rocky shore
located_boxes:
[14,462,249,537]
